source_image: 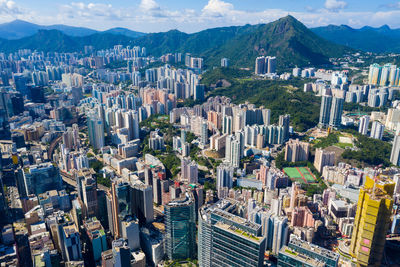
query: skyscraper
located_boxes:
[22,163,62,196]
[284,139,310,163]
[314,148,335,173]
[88,114,105,150]
[390,134,400,166]
[370,121,384,140]
[350,176,394,267]
[358,115,370,135]
[110,180,132,238]
[329,96,344,128]
[278,236,339,267]
[319,95,332,127]
[279,114,290,142]
[199,199,266,267]
[165,193,196,260]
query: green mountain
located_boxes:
[204,16,351,69]
[102,27,146,38]
[0,16,351,70]
[311,24,400,53]
[132,15,352,69]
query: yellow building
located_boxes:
[350,176,394,267]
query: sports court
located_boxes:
[283,167,317,184]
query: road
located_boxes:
[60,171,109,192]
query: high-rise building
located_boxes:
[216,165,234,198]
[350,176,394,267]
[62,224,82,261]
[200,121,208,146]
[279,114,290,142]
[390,134,400,166]
[165,193,196,260]
[284,139,309,163]
[329,96,344,128]
[358,115,370,135]
[87,114,105,150]
[319,95,332,127]
[181,158,198,184]
[112,239,132,267]
[222,115,233,135]
[221,58,229,67]
[110,180,132,238]
[278,236,339,267]
[22,163,62,196]
[131,183,154,224]
[199,199,266,267]
[314,148,335,173]
[255,57,266,75]
[121,216,140,251]
[83,217,107,262]
[78,170,98,218]
[370,121,384,140]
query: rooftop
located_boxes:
[289,237,339,261]
[280,246,326,267]
[214,221,263,243]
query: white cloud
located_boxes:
[139,0,160,11]
[202,0,234,17]
[1,1,400,33]
[324,0,348,11]
[0,0,22,15]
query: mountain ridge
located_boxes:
[311,24,400,53]
[0,16,353,71]
[0,19,145,40]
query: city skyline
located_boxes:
[0,0,399,33]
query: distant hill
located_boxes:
[0,19,145,39]
[311,24,400,53]
[102,28,146,38]
[132,15,352,69]
[0,30,135,53]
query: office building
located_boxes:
[131,183,154,224]
[112,239,132,267]
[87,114,105,150]
[23,163,62,196]
[165,193,196,260]
[121,216,140,251]
[199,199,266,267]
[350,176,394,267]
[83,217,107,262]
[62,224,82,261]
[278,236,339,267]
[110,181,132,238]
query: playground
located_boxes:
[283,167,317,184]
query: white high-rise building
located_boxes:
[358,115,370,135]
[370,121,385,140]
[391,135,400,166]
[87,114,105,149]
[121,217,140,251]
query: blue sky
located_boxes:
[1,0,400,32]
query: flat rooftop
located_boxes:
[280,246,326,267]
